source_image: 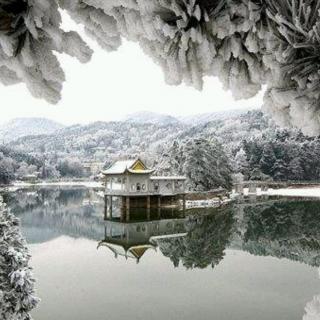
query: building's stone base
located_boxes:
[121,195,182,209]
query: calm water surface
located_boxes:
[4,187,320,320]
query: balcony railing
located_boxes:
[105,189,185,196]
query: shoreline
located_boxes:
[235,186,320,199]
[0,180,104,192]
[2,182,320,209]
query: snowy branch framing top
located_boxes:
[1,0,320,134]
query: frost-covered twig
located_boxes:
[0,196,39,320]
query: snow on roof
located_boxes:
[102,160,136,175]
[150,176,186,180]
[102,159,154,175]
[97,242,156,261]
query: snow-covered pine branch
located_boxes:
[2,1,320,134]
[0,0,92,104]
[0,196,39,320]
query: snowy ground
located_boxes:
[189,186,320,209]
[234,187,320,198]
[3,181,104,192]
[185,198,232,209]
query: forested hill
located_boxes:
[10,121,187,161]
[2,110,320,187]
[7,111,271,163]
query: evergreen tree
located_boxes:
[272,159,288,181]
[182,138,232,191]
[234,148,250,179]
[288,158,303,181]
[259,144,276,176]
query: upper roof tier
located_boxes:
[102,158,155,175]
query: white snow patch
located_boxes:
[232,187,320,198]
[6,181,104,192]
[185,198,232,209]
[264,187,320,198]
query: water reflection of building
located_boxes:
[9,187,320,270]
[98,215,187,263]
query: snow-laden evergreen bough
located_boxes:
[0,0,92,103]
[2,0,320,134]
[0,196,39,320]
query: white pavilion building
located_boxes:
[102,158,186,215]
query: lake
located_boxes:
[3,187,320,320]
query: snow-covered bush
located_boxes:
[0,196,39,320]
[2,1,320,134]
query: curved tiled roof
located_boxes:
[102,158,154,175]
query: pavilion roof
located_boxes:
[97,242,156,262]
[102,158,154,175]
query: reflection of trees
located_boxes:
[5,188,105,243]
[156,207,235,269]
[0,199,39,320]
[7,188,320,271]
[5,187,88,214]
[238,201,320,267]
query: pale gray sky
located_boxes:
[0,15,264,126]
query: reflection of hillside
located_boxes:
[6,187,91,214]
[6,188,320,269]
[231,200,320,267]
[6,188,105,243]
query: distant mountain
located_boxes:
[123,111,180,125]
[0,118,64,142]
[8,111,272,165]
[178,108,254,125]
[123,109,256,126]
[11,120,186,160]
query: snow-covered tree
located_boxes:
[304,295,320,320]
[2,1,320,134]
[234,148,249,179]
[158,137,232,191]
[259,144,276,175]
[0,196,39,319]
[0,0,92,104]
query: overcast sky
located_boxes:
[0,15,264,126]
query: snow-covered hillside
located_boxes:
[123,111,179,125]
[178,109,252,125]
[124,110,252,126]
[0,118,64,142]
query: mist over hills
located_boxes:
[0,109,252,143]
[123,111,179,125]
[0,118,64,142]
[5,109,266,165]
[123,109,253,126]
[177,108,254,125]
[3,109,320,187]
